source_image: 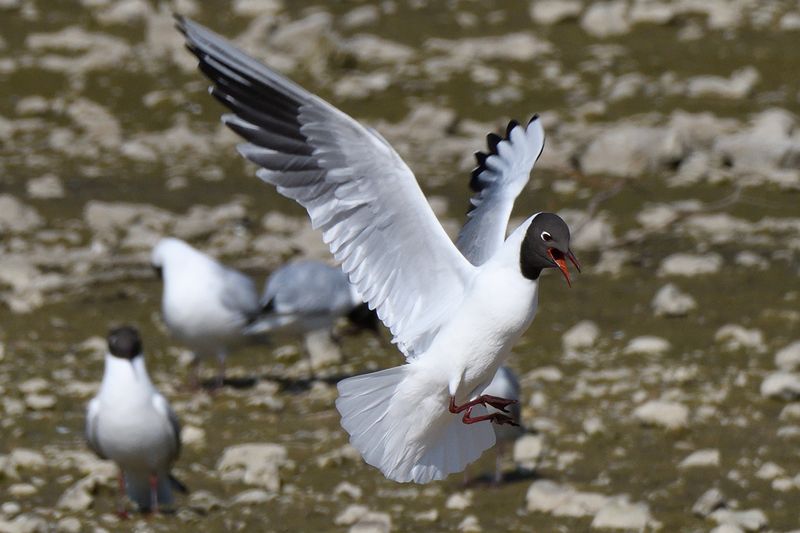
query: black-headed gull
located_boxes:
[245,259,379,374]
[86,326,186,513]
[176,17,579,483]
[151,237,261,387]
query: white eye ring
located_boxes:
[541,231,552,242]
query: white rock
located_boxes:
[530,0,582,25]
[562,321,600,352]
[692,488,726,517]
[760,372,800,400]
[580,124,679,178]
[775,341,800,371]
[658,253,723,276]
[734,251,768,270]
[445,491,472,510]
[629,2,675,24]
[679,449,720,468]
[56,517,82,533]
[710,525,744,533]
[335,505,369,526]
[24,394,56,410]
[457,515,481,532]
[0,514,48,533]
[714,325,766,353]
[0,195,43,233]
[9,449,45,470]
[709,508,767,532]
[181,425,205,449]
[341,5,380,29]
[334,481,363,500]
[780,12,800,30]
[230,489,273,505]
[687,67,759,99]
[525,480,609,517]
[216,443,289,492]
[652,283,697,317]
[779,403,800,420]
[26,174,64,199]
[633,400,689,429]
[513,434,544,468]
[755,462,784,480]
[636,204,678,229]
[57,476,99,511]
[9,484,37,497]
[349,511,391,533]
[581,1,630,37]
[624,336,671,356]
[591,499,652,530]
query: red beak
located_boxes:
[547,248,581,287]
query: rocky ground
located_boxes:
[1,0,799,531]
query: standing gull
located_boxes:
[245,259,379,375]
[176,17,580,483]
[151,237,261,387]
[86,326,186,513]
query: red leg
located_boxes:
[449,395,519,415]
[116,471,130,519]
[461,405,519,426]
[149,474,159,514]
[480,395,519,413]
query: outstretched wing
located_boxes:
[177,17,475,358]
[456,117,545,266]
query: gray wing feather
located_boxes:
[263,260,353,315]
[456,117,545,266]
[219,265,261,322]
[177,17,474,358]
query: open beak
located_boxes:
[547,248,581,287]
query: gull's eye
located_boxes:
[541,231,552,242]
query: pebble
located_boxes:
[526,480,608,518]
[56,517,82,533]
[445,491,472,510]
[591,499,652,530]
[652,283,697,317]
[562,321,600,353]
[714,325,766,353]
[334,481,363,500]
[230,489,274,506]
[9,483,37,497]
[580,1,631,38]
[24,394,56,410]
[0,514,48,533]
[775,341,800,371]
[188,490,225,513]
[512,434,544,469]
[216,443,290,492]
[760,372,800,400]
[693,488,726,517]
[57,476,97,511]
[709,508,768,531]
[0,195,43,233]
[633,400,689,429]
[530,0,582,25]
[26,174,64,199]
[623,336,671,356]
[679,449,720,469]
[457,515,481,532]
[181,425,206,449]
[9,449,45,470]
[658,253,723,277]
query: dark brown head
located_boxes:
[520,213,581,285]
[107,326,143,360]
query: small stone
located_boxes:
[711,525,744,533]
[457,515,481,532]
[633,401,689,429]
[57,476,98,511]
[26,174,65,199]
[580,1,630,38]
[779,403,800,420]
[512,434,544,469]
[529,0,582,25]
[335,504,369,526]
[18,378,49,394]
[692,488,726,517]
[24,394,56,410]
[0,195,43,233]
[9,483,37,497]
[679,449,720,469]
[652,283,697,317]
[1,502,21,517]
[755,462,784,480]
[216,443,290,492]
[230,489,273,506]
[624,336,671,356]
[181,425,206,449]
[445,491,472,510]
[760,372,800,401]
[709,508,768,531]
[775,341,800,371]
[591,499,652,530]
[658,253,723,277]
[0,514,48,533]
[714,325,766,353]
[413,509,438,522]
[349,511,391,533]
[188,490,225,513]
[334,481,363,500]
[583,416,605,436]
[10,449,45,470]
[562,321,600,353]
[56,517,82,533]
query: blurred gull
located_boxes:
[86,326,186,514]
[177,17,579,483]
[151,237,261,387]
[481,366,524,483]
[245,259,379,376]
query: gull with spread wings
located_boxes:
[176,17,579,483]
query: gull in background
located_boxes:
[480,366,524,483]
[86,326,186,514]
[245,259,379,376]
[177,17,580,483]
[151,237,261,388]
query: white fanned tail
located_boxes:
[336,365,495,483]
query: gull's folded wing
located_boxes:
[176,17,475,358]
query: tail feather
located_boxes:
[336,365,495,484]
